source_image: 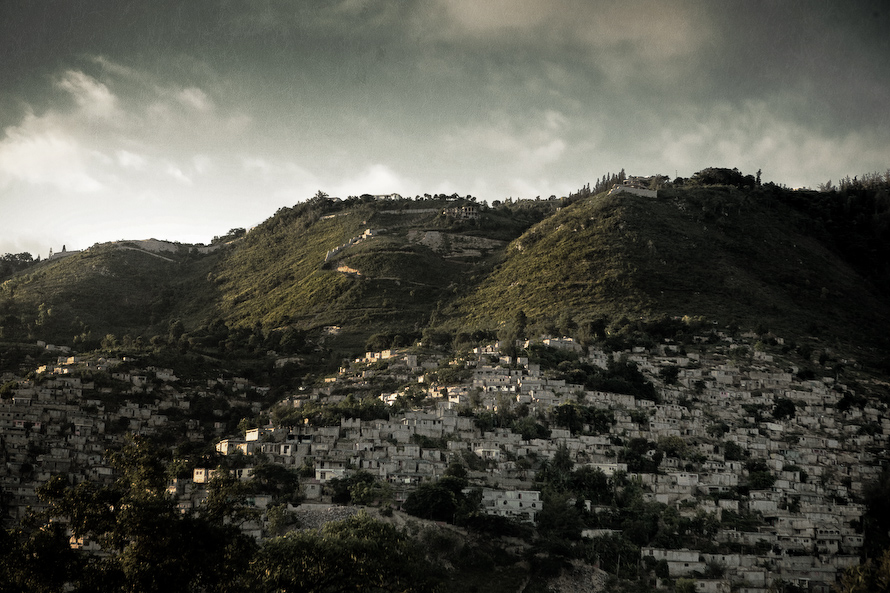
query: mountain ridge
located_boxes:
[2,176,889,366]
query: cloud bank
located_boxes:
[0,1,888,255]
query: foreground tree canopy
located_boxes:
[0,436,440,593]
[254,513,438,593]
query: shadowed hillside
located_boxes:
[208,195,556,350]
[0,242,220,348]
[2,179,888,360]
[453,186,889,353]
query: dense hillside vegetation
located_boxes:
[453,185,889,353]
[0,243,219,349]
[2,169,889,362]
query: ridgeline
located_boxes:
[2,170,889,366]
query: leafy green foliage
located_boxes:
[782,172,890,295]
[528,346,657,401]
[4,179,890,358]
[0,520,80,593]
[744,459,776,490]
[402,475,480,524]
[454,185,890,353]
[270,395,390,427]
[835,548,890,593]
[862,470,890,559]
[512,415,551,440]
[772,397,796,420]
[687,167,756,189]
[251,511,440,593]
[427,363,472,386]
[3,436,452,593]
[208,197,546,350]
[536,491,585,545]
[250,463,303,505]
[0,252,37,281]
[328,470,393,506]
[618,438,662,474]
[31,436,258,593]
[659,364,680,385]
[720,509,765,531]
[551,403,615,435]
[0,244,220,347]
[585,533,641,579]
[723,440,747,461]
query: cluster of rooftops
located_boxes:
[1,327,884,591]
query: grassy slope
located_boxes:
[456,192,646,326]
[455,187,890,349]
[213,207,367,330]
[634,188,888,343]
[209,201,549,349]
[0,245,220,342]
[4,189,886,355]
[0,199,552,350]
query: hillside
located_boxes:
[2,179,889,362]
[453,186,890,356]
[205,196,555,350]
[4,174,890,592]
[0,241,220,347]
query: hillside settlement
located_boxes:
[1,330,886,593]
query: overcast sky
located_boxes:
[2,1,889,257]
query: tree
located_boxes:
[168,319,185,342]
[586,533,640,579]
[349,478,393,506]
[863,470,890,559]
[251,512,439,592]
[689,167,755,188]
[537,443,574,491]
[365,333,392,352]
[265,504,298,537]
[0,252,35,280]
[570,466,611,505]
[101,333,118,350]
[311,190,330,204]
[659,365,680,385]
[723,440,746,461]
[251,463,302,504]
[772,397,796,420]
[34,436,257,593]
[329,471,377,505]
[836,548,890,593]
[402,474,477,524]
[514,309,528,339]
[748,470,776,490]
[402,482,459,523]
[658,435,687,459]
[513,415,550,441]
[0,519,81,593]
[552,403,583,435]
[557,309,576,336]
[536,491,583,541]
[497,310,527,356]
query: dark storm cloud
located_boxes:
[698,1,890,132]
[1,1,889,256]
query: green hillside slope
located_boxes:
[454,186,889,350]
[2,179,888,358]
[0,243,219,346]
[206,196,555,349]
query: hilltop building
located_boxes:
[444,203,479,220]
